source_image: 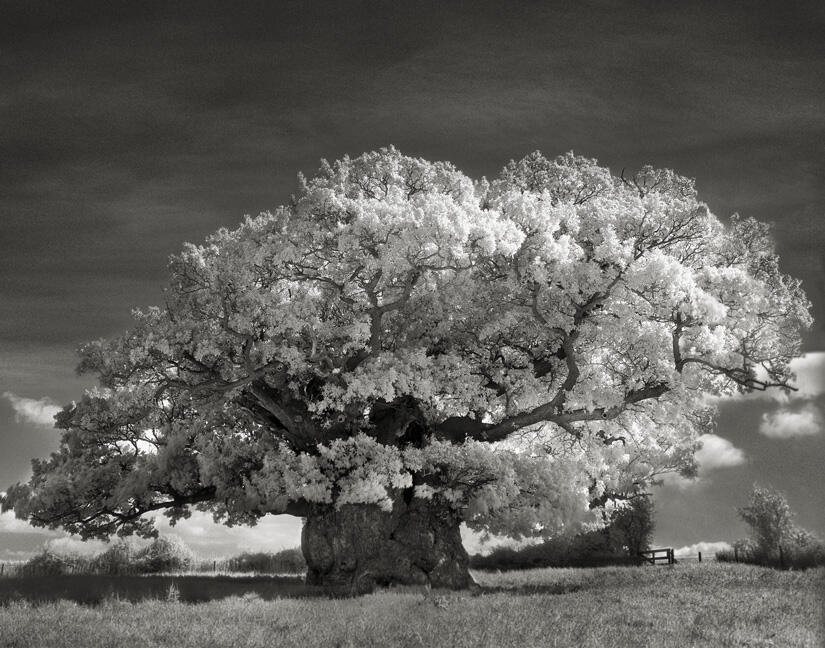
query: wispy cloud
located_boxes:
[759,403,823,439]
[2,392,61,427]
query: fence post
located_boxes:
[1,563,4,576]
[698,552,702,563]
[734,547,738,562]
[779,545,785,570]
[213,560,217,573]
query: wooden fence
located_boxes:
[637,548,711,564]
[0,562,25,578]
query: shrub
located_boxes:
[716,542,825,569]
[17,536,197,576]
[271,548,306,573]
[783,541,825,569]
[469,534,643,571]
[134,536,194,573]
[225,548,306,574]
[21,550,89,576]
[92,540,139,575]
[470,496,652,571]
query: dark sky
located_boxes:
[1,0,824,558]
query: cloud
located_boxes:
[674,541,732,559]
[713,353,825,404]
[0,508,304,561]
[658,473,701,490]
[44,537,108,556]
[660,433,746,490]
[0,509,42,534]
[153,511,302,557]
[460,527,544,556]
[695,434,746,471]
[759,403,823,439]
[786,353,825,400]
[0,511,108,559]
[2,392,61,427]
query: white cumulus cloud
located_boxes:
[759,403,823,439]
[787,352,825,400]
[0,508,304,561]
[44,537,109,556]
[695,433,746,471]
[710,352,825,404]
[153,511,302,557]
[0,508,40,534]
[660,434,746,490]
[2,392,61,427]
[674,541,732,559]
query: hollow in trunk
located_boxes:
[301,496,473,594]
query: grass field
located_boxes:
[1,563,823,647]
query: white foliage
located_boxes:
[9,148,811,543]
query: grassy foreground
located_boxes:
[1,563,822,648]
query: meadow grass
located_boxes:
[1,563,822,647]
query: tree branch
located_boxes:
[677,356,796,391]
[436,381,671,444]
[248,382,320,450]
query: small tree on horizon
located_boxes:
[2,147,811,592]
[606,495,655,557]
[739,485,794,556]
[722,485,825,568]
[738,485,797,559]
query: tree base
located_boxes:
[301,497,473,594]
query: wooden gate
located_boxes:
[638,548,675,565]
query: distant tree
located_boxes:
[738,485,797,558]
[723,485,825,568]
[2,148,811,592]
[568,494,655,560]
[605,495,655,557]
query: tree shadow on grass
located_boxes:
[473,582,584,597]
[0,575,586,605]
[0,574,329,605]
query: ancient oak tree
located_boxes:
[2,148,811,591]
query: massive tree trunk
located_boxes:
[301,496,473,594]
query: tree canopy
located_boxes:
[3,147,812,545]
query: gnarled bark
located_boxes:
[301,496,473,594]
